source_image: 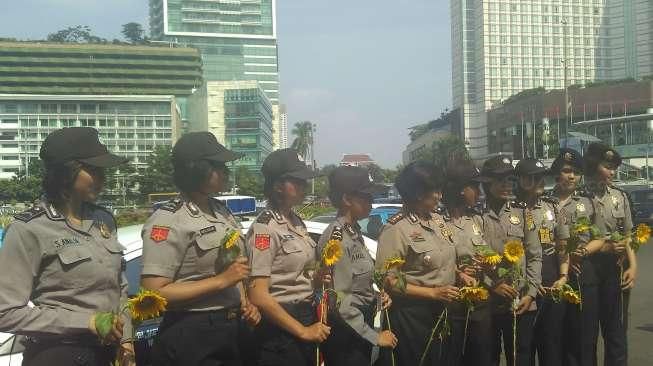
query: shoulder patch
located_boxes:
[150,226,170,243]
[159,198,183,213]
[14,206,46,222]
[257,210,273,224]
[255,234,271,250]
[330,226,344,241]
[387,212,404,225]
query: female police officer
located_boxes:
[375,161,460,366]
[479,155,541,366]
[512,158,570,366]
[319,166,397,365]
[0,127,134,366]
[246,148,330,366]
[442,159,493,366]
[140,132,260,365]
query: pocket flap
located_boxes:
[195,232,223,251]
[507,224,524,238]
[102,240,125,254]
[408,240,432,254]
[471,236,486,246]
[58,246,92,265]
[281,240,302,254]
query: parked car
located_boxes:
[629,188,653,226]
[358,206,402,240]
[0,221,379,366]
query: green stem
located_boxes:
[513,310,517,366]
[384,309,396,366]
[418,308,447,366]
[462,306,471,355]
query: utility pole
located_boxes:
[561,18,570,135]
[311,123,317,198]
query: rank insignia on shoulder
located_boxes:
[150,226,170,243]
[160,199,183,213]
[344,224,356,237]
[14,206,45,222]
[255,234,271,250]
[387,212,404,225]
[257,210,273,224]
[98,222,112,239]
[330,226,344,241]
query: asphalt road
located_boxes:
[623,241,653,366]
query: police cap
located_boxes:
[329,166,388,197]
[262,148,317,181]
[585,142,622,170]
[550,148,583,174]
[40,127,127,167]
[172,132,242,166]
[515,158,548,176]
[481,155,514,177]
[446,161,491,185]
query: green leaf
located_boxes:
[395,273,407,293]
[497,267,510,278]
[94,312,115,338]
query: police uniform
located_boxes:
[582,144,632,366]
[513,159,571,366]
[319,166,388,366]
[246,148,320,366]
[549,148,599,366]
[480,155,542,366]
[0,127,131,366]
[442,161,494,366]
[141,132,246,366]
[375,210,457,366]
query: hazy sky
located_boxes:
[0,0,452,168]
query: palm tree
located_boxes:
[291,121,314,159]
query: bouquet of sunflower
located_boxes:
[215,229,243,271]
[456,286,490,354]
[609,223,652,252]
[373,257,405,366]
[548,284,582,305]
[566,216,601,254]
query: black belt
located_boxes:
[25,335,107,348]
[163,307,240,324]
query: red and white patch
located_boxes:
[255,234,271,251]
[150,226,170,243]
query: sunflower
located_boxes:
[503,240,524,264]
[222,230,240,249]
[128,289,167,323]
[482,254,502,266]
[635,223,651,245]
[562,289,581,305]
[571,224,591,236]
[459,286,489,302]
[383,257,406,271]
[322,239,343,267]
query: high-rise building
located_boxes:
[451,0,610,158]
[188,80,273,171]
[605,0,653,80]
[149,0,282,148]
[279,104,288,148]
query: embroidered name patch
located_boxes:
[255,234,271,250]
[54,237,81,249]
[200,226,217,236]
[150,226,170,243]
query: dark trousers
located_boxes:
[532,297,566,366]
[151,309,242,366]
[491,310,536,366]
[449,304,493,366]
[377,298,450,366]
[599,278,627,366]
[23,342,115,366]
[564,284,600,366]
[254,302,317,366]
[323,307,374,366]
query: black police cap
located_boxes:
[585,143,622,168]
[39,127,128,167]
[515,158,548,176]
[172,132,242,166]
[261,148,317,181]
[550,148,583,174]
[481,155,514,177]
[329,166,388,196]
[445,161,490,185]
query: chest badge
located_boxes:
[472,223,481,236]
[525,212,535,231]
[576,203,586,213]
[611,196,619,207]
[423,255,432,266]
[98,223,111,239]
[509,215,521,225]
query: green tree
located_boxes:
[291,121,314,159]
[232,167,263,198]
[121,22,146,43]
[416,134,469,168]
[104,162,139,205]
[135,145,176,196]
[47,25,106,43]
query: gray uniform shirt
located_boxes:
[141,197,243,311]
[529,198,569,286]
[588,184,633,236]
[557,192,595,245]
[444,209,488,259]
[482,201,542,311]
[0,201,131,339]
[246,209,317,305]
[375,212,457,288]
[318,217,377,345]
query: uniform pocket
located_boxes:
[57,246,92,265]
[281,240,302,254]
[471,236,486,246]
[101,239,125,254]
[507,223,524,238]
[408,241,432,254]
[611,208,625,219]
[56,246,95,288]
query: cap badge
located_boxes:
[509,215,521,225]
[564,152,573,162]
[535,161,544,168]
[502,157,511,164]
[98,223,111,239]
[605,150,614,160]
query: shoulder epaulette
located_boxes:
[387,212,404,225]
[330,226,344,241]
[541,195,560,205]
[434,206,446,216]
[256,210,273,224]
[14,206,46,222]
[576,186,594,199]
[160,198,183,213]
[510,200,527,209]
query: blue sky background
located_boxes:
[0,0,452,167]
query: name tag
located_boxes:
[539,228,552,244]
[54,237,81,249]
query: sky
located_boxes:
[0,0,452,168]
